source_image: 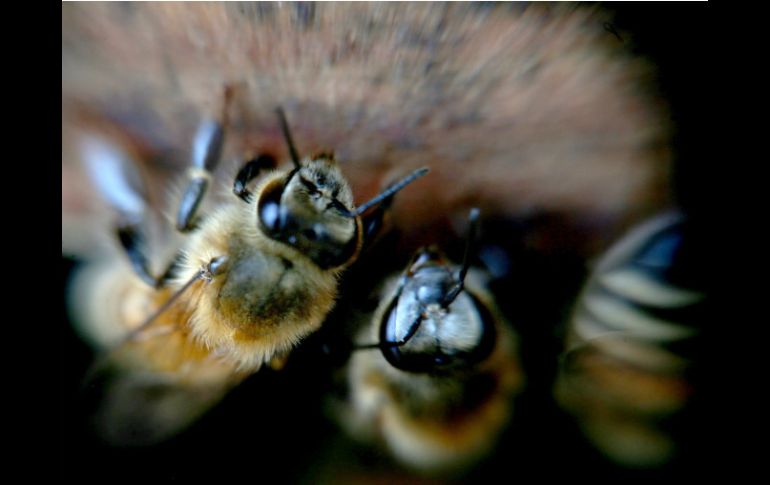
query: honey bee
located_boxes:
[553,211,705,468]
[341,209,524,473]
[69,102,429,445]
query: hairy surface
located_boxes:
[63,3,671,261]
[178,171,341,371]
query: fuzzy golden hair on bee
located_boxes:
[172,172,347,372]
[340,209,524,474]
[67,101,429,445]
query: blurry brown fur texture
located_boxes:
[62,2,672,261]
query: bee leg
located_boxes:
[114,222,188,289]
[153,252,185,288]
[176,120,226,232]
[232,154,277,202]
[80,135,163,286]
[115,222,162,287]
[111,233,193,289]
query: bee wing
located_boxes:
[83,320,249,446]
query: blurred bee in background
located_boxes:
[339,209,524,474]
[553,211,706,468]
[69,92,428,445]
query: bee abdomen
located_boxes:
[555,212,705,468]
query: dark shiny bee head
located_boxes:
[258,155,361,270]
[373,209,497,373]
[257,108,428,270]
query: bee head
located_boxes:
[379,210,496,373]
[257,155,360,269]
[257,107,427,270]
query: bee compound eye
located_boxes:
[260,201,280,232]
[417,285,444,305]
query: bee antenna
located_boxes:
[276,107,302,170]
[351,167,430,217]
[108,258,226,352]
[443,208,480,307]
